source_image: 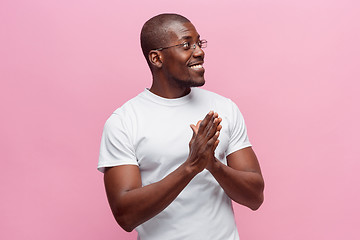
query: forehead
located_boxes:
[165,21,200,41]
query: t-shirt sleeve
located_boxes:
[226,100,252,156]
[98,113,138,173]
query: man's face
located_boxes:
[160,21,205,88]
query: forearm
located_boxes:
[208,159,264,210]
[108,163,197,231]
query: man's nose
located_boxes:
[192,43,205,58]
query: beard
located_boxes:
[174,79,205,88]
[172,73,205,88]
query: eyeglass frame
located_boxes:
[153,39,207,51]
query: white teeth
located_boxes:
[190,64,203,69]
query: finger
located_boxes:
[190,124,197,136]
[215,118,222,133]
[198,111,214,134]
[204,112,220,134]
[205,116,221,139]
[191,120,202,135]
[213,139,220,152]
[204,115,216,134]
[207,131,220,147]
[214,116,222,132]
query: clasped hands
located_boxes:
[187,111,222,173]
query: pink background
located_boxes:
[1,0,359,239]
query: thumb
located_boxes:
[196,120,201,128]
[190,124,197,137]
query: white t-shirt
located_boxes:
[98,88,252,240]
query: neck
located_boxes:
[149,75,191,99]
[149,82,190,99]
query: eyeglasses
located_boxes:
[153,39,207,51]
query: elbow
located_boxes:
[122,225,135,233]
[235,189,264,211]
[115,215,136,232]
[120,222,135,233]
[121,225,134,233]
[249,193,264,211]
[249,180,265,211]
[112,209,138,232]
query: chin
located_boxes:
[192,76,206,87]
[173,76,205,88]
[187,75,206,87]
[190,80,205,87]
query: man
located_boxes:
[98,13,264,240]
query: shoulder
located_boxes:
[109,90,151,122]
[113,92,145,114]
[104,92,146,130]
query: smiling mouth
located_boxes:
[189,64,203,69]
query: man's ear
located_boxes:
[148,50,163,68]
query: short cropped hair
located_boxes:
[140,13,190,65]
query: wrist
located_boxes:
[182,159,201,177]
[207,157,222,174]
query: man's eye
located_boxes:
[183,42,190,49]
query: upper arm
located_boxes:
[104,165,142,210]
[226,147,262,175]
[226,147,264,209]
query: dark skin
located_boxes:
[104,20,264,232]
[148,21,206,98]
